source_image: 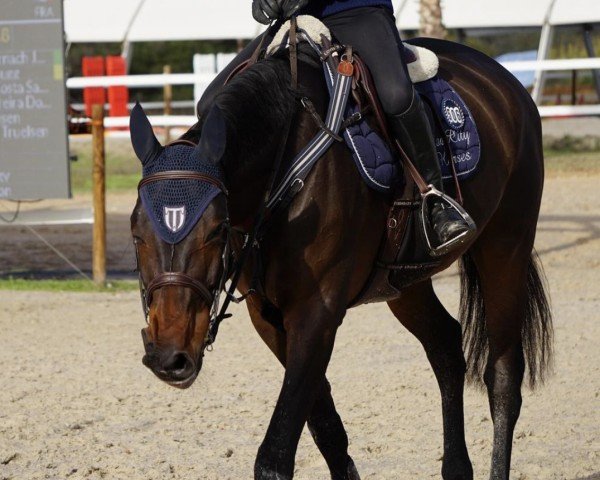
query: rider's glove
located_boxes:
[252,0,309,25]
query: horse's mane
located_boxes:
[182,51,301,175]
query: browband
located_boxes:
[138,170,228,196]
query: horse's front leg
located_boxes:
[248,298,359,480]
[307,380,360,480]
[254,302,343,480]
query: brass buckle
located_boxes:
[420,186,477,257]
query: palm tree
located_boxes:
[419,0,447,39]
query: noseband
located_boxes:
[144,272,215,307]
[136,232,232,330]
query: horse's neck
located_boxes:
[221,55,323,228]
[224,124,287,227]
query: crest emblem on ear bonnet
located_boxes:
[163,206,186,233]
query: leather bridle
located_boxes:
[134,163,233,349]
[145,272,215,309]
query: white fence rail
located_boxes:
[103,115,197,128]
[66,56,600,124]
[500,57,600,72]
[66,72,215,88]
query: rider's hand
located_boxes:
[252,0,309,25]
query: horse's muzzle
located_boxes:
[141,329,202,389]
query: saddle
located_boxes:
[349,47,452,304]
[233,17,476,305]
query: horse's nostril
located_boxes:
[162,351,193,377]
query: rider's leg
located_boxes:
[323,7,474,248]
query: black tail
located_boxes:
[459,251,553,388]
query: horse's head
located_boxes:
[130,103,229,389]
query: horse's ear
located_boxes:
[130,102,162,165]
[196,105,227,165]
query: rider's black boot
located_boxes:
[389,90,475,252]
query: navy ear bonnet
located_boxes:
[131,103,226,245]
[140,145,225,244]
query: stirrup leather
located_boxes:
[421,186,477,257]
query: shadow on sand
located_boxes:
[536,213,600,256]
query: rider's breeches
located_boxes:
[197,6,415,121]
[322,6,414,116]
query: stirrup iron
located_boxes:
[421,186,477,257]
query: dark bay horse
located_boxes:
[130,38,552,480]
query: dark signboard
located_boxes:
[0,0,70,199]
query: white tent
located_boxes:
[64,0,263,43]
[394,0,547,30]
[394,0,600,30]
[64,0,600,43]
[64,0,141,43]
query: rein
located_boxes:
[135,26,299,350]
[135,19,355,351]
[205,23,299,347]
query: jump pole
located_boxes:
[91,104,107,285]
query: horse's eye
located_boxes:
[133,236,145,245]
[205,224,225,243]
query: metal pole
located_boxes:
[571,69,578,105]
[532,23,554,104]
[92,104,106,285]
[583,24,600,102]
[121,41,134,73]
[532,0,558,105]
[163,64,172,143]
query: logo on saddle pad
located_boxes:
[163,206,186,233]
[442,99,465,130]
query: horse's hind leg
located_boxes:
[468,242,529,480]
[247,298,360,480]
[388,280,473,480]
[467,232,537,480]
[467,190,550,479]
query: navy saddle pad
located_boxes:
[339,76,481,193]
[415,76,481,182]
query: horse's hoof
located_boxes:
[441,461,474,480]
